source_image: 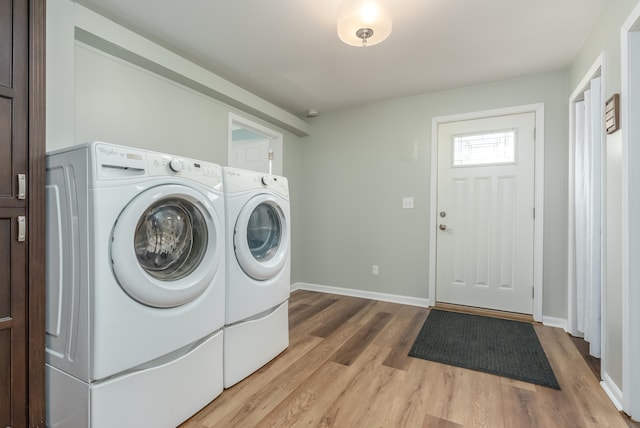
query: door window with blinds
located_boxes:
[452,129,517,167]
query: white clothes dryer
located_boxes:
[223,167,290,388]
[45,142,225,428]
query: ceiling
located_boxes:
[75,0,607,118]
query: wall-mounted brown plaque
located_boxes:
[606,93,620,134]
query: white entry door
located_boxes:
[436,112,536,314]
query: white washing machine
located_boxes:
[45,142,225,428]
[223,167,291,388]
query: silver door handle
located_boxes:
[17,216,25,242]
[18,174,26,200]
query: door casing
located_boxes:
[621,2,640,418]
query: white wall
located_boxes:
[299,72,569,318]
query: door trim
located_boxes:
[621,2,640,418]
[429,103,545,321]
[28,0,46,425]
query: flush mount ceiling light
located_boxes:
[337,0,392,47]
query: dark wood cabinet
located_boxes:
[0,0,45,426]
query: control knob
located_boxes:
[261,176,269,185]
[169,159,184,172]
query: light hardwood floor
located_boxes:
[181,290,631,428]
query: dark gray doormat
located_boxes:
[408,309,560,389]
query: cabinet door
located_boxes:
[0,209,27,428]
[0,0,28,207]
[0,0,29,426]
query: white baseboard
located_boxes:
[601,373,624,411]
[291,284,575,323]
[541,316,568,331]
[291,282,432,308]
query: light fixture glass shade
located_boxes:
[337,0,392,47]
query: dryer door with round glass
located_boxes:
[111,184,222,308]
[234,194,289,281]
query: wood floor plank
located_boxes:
[437,367,504,428]
[394,354,460,426]
[303,296,372,338]
[350,299,403,323]
[256,340,389,427]
[330,311,392,366]
[253,360,351,428]
[383,307,429,370]
[260,333,399,427]
[179,420,209,428]
[421,414,464,428]
[183,291,632,428]
[499,376,537,392]
[500,384,538,428]
[288,296,337,329]
[323,345,401,427]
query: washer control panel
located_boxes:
[169,159,184,172]
[148,153,222,189]
[93,142,222,189]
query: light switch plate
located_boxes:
[402,197,414,209]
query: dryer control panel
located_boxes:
[223,167,289,197]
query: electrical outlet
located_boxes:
[372,265,379,275]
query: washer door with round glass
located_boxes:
[111,184,222,308]
[234,194,289,281]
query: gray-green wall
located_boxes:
[298,72,569,318]
[74,43,230,164]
